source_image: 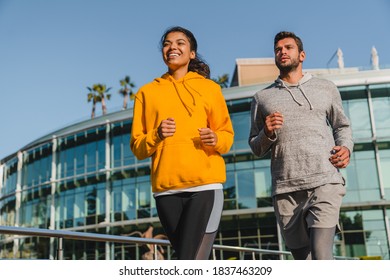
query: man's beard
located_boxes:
[275,57,300,73]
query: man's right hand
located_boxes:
[264,112,284,138]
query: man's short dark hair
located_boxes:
[274,31,304,52]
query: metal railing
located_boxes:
[0,225,292,260]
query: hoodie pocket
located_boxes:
[153,141,212,186]
[273,136,335,182]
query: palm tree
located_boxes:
[213,73,230,88]
[87,83,112,118]
[87,86,102,119]
[118,75,136,109]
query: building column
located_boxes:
[13,151,23,257]
[0,163,3,225]
[49,136,58,259]
[105,120,112,260]
[383,208,390,259]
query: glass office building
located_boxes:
[1,67,390,260]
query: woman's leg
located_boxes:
[193,189,224,259]
[156,189,223,259]
[155,194,184,256]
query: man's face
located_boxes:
[274,37,305,72]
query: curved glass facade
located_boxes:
[1,70,390,260]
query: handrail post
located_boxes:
[57,237,63,260]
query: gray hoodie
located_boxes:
[249,73,354,196]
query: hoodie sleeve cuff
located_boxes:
[153,128,163,143]
[263,129,277,142]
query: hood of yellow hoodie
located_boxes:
[153,71,205,116]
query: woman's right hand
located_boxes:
[158,117,176,140]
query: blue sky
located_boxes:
[1,0,389,160]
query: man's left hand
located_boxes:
[329,146,351,168]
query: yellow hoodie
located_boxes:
[130,71,234,193]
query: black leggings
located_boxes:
[155,189,224,260]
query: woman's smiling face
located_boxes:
[162,31,195,73]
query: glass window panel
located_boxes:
[112,187,122,213]
[22,151,52,187]
[75,145,85,175]
[37,197,48,227]
[112,186,122,222]
[122,133,134,166]
[65,192,74,219]
[24,163,31,186]
[365,230,388,259]
[112,136,122,168]
[364,220,384,231]
[122,181,136,221]
[343,99,371,139]
[231,112,250,151]
[354,151,379,189]
[31,202,40,226]
[85,185,97,216]
[224,169,236,199]
[58,151,66,178]
[137,178,151,219]
[254,160,272,198]
[56,194,65,228]
[96,183,106,216]
[138,181,151,208]
[3,160,18,195]
[235,160,253,170]
[372,98,390,138]
[44,155,52,182]
[362,209,383,221]
[379,148,390,199]
[74,189,85,226]
[22,202,33,227]
[66,149,75,177]
[40,157,48,182]
[237,170,256,209]
[223,169,237,210]
[86,142,97,173]
[371,84,390,138]
[97,140,105,170]
[342,149,380,203]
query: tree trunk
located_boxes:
[101,97,107,115]
[123,94,128,110]
[91,101,96,118]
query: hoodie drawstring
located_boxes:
[157,72,205,117]
[172,82,194,116]
[297,83,314,110]
[278,78,314,110]
[280,80,304,107]
[172,79,203,117]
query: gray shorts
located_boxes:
[273,183,346,249]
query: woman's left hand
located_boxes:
[198,128,218,146]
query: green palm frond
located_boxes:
[213,73,230,88]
